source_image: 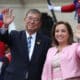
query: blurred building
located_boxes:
[0,0,76,32]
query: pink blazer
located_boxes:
[42,43,80,80]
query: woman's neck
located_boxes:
[57,44,68,53]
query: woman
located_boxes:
[42,21,80,80]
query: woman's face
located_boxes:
[55,24,69,45]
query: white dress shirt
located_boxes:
[26,31,37,60]
[8,22,16,33]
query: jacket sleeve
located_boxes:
[48,3,75,12]
[76,43,80,58]
[41,49,53,80]
[0,31,10,46]
[61,3,75,12]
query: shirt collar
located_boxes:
[26,31,37,38]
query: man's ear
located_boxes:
[24,17,25,21]
[24,17,26,24]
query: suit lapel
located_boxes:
[21,31,29,63]
[30,32,43,63]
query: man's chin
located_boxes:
[27,29,34,33]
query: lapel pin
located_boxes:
[36,41,40,45]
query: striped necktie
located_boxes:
[27,36,32,53]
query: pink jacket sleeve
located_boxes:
[41,48,53,80]
[76,43,80,58]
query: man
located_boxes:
[0,8,51,80]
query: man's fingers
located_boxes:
[1,8,9,14]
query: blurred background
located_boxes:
[0,0,76,32]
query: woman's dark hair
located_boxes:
[40,12,53,38]
[52,21,74,46]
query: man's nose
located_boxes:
[30,19,35,23]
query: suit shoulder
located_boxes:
[40,33,51,40]
[10,30,25,38]
[43,35,52,43]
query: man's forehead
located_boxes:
[27,12,40,16]
[27,12,41,18]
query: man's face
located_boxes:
[24,12,41,34]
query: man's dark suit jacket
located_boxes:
[0,30,51,80]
